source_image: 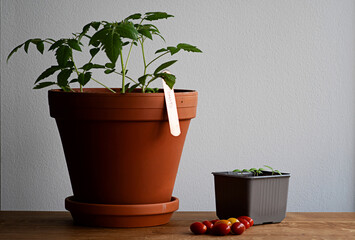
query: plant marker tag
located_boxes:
[161,71,180,136]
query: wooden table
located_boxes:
[0,211,354,239]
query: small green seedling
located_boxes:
[264,165,282,175]
[233,165,282,176]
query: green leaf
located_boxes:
[177,43,202,53]
[35,65,61,83]
[68,39,81,51]
[128,83,140,93]
[48,39,64,51]
[104,31,121,64]
[264,165,273,171]
[155,48,167,54]
[24,40,31,53]
[80,63,93,71]
[275,170,282,175]
[121,83,130,93]
[233,169,242,173]
[154,60,177,74]
[116,21,138,40]
[33,81,56,89]
[138,74,149,85]
[78,72,92,86]
[90,48,100,57]
[89,28,110,46]
[36,41,44,54]
[7,43,24,62]
[105,62,115,69]
[242,169,250,172]
[57,69,72,87]
[125,13,142,20]
[69,78,78,83]
[156,72,176,89]
[91,21,101,30]
[104,69,115,74]
[55,45,72,67]
[167,46,180,55]
[138,28,152,40]
[144,12,174,21]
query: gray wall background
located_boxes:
[1,0,354,211]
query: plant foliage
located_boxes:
[7,12,202,93]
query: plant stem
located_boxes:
[146,52,168,68]
[139,38,147,75]
[91,77,116,93]
[71,57,83,92]
[124,42,134,70]
[119,49,125,93]
[114,72,137,84]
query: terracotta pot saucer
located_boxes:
[65,196,179,228]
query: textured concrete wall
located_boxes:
[1,0,354,211]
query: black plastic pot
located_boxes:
[212,171,290,225]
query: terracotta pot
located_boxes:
[48,88,198,227]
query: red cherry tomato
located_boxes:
[202,221,213,233]
[190,222,207,235]
[210,219,219,225]
[239,216,254,226]
[215,219,232,226]
[238,218,250,229]
[231,222,246,235]
[212,223,231,236]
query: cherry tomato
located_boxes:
[238,218,250,229]
[190,222,207,235]
[202,221,213,233]
[212,223,231,236]
[210,219,219,225]
[231,222,246,235]
[215,219,232,226]
[239,216,254,226]
[227,217,239,224]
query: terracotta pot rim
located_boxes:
[49,88,196,97]
[65,196,179,216]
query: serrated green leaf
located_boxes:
[55,45,72,67]
[116,21,138,40]
[155,48,167,54]
[144,12,174,21]
[48,39,64,51]
[138,28,152,40]
[78,72,92,86]
[89,28,109,46]
[167,46,180,55]
[90,48,100,57]
[33,81,56,89]
[35,65,61,83]
[69,78,78,83]
[104,31,121,64]
[177,43,202,53]
[68,39,81,51]
[24,40,31,53]
[156,72,176,89]
[57,69,72,87]
[154,60,177,74]
[125,13,141,20]
[7,43,24,62]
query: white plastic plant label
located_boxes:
[161,71,181,137]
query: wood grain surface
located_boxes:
[0,211,354,239]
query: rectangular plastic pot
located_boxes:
[212,171,290,225]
